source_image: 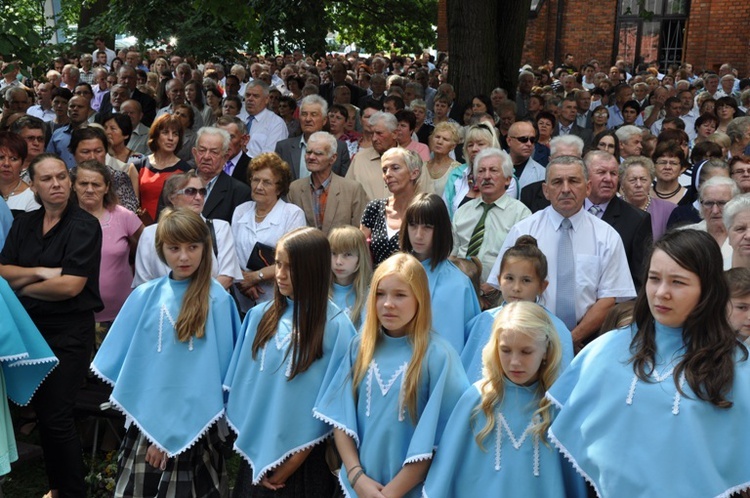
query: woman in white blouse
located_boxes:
[132,170,242,288]
[232,152,306,312]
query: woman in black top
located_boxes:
[0,153,102,498]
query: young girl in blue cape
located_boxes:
[400,193,481,352]
[91,208,241,497]
[0,277,58,478]
[461,235,575,382]
[548,229,750,497]
[225,227,356,497]
[329,226,372,331]
[423,301,586,497]
[314,253,469,498]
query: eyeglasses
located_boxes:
[175,187,207,197]
[732,168,750,176]
[23,136,45,143]
[250,178,276,188]
[510,135,536,144]
[700,200,727,209]
[655,159,681,167]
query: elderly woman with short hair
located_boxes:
[361,147,423,267]
[724,192,750,269]
[681,176,739,267]
[411,99,433,145]
[619,156,676,240]
[728,117,750,159]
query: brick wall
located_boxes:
[684,0,750,75]
[437,0,750,77]
[522,0,619,70]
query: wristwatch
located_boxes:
[257,271,264,282]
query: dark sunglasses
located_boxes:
[175,187,207,197]
[510,135,536,144]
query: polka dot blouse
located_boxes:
[361,198,400,267]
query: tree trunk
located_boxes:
[76,0,112,53]
[446,0,532,120]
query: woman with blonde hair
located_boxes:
[92,208,241,496]
[425,122,461,197]
[315,253,468,498]
[423,301,584,497]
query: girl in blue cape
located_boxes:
[91,208,241,497]
[547,229,750,497]
[314,253,469,498]
[329,226,372,331]
[400,193,481,352]
[225,227,356,497]
[461,235,574,382]
[0,277,58,477]
[423,301,586,497]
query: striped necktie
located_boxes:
[466,202,494,257]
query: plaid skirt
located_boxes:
[231,441,335,498]
[115,424,229,498]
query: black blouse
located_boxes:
[361,198,400,267]
[0,202,103,318]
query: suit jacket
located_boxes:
[319,82,366,107]
[519,180,550,214]
[98,87,157,126]
[600,196,652,290]
[552,122,593,148]
[274,136,351,180]
[286,173,368,235]
[230,153,252,185]
[202,172,253,223]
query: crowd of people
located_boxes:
[1,41,750,497]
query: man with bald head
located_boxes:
[121,99,150,154]
[97,65,156,125]
[507,121,545,191]
[46,95,90,168]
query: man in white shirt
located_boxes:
[91,36,116,66]
[243,80,288,157]
[487,155,635,346]
[27,83,54,122]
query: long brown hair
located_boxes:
[251,227,331,380]
[631,229,746,408]
[155,208,213,341]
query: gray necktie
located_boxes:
[556,218,577,329]
[588,204,602,217]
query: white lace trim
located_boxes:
[108,393,224,457]
[312,409,360,447]
[404,452,434,465]
[90,363,115,387]
[8,357,58,407]
[250,432,331,485]
[0,352,28,363]
[545,391,563,410]
[495,413,541,476]
[547,428,602,497]
[625,366,686,415]
[365,360,408,421]
[716,481,750,498]
[337,468,354,498]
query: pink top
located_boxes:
[406,140,431,163]
[96,205,143,322]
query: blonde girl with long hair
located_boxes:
[92,208,241,497]
[329,226,373,330]
[423,301,585,497]
[314,253,468,498]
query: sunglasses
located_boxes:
[175,187,207,197]
[510,135,536,144]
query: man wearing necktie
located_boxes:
[584,150,652,291]
[452,148,531,304]
[243,80,288,157]
[487,155,636,350]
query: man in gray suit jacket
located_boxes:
[274,95,350,179]
[287,132,367,235]
[553,94,593,148]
